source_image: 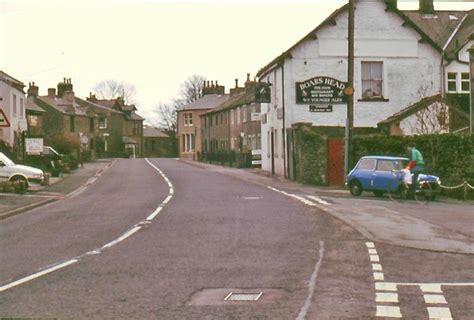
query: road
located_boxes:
[0,158,472,319]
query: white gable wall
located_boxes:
[260,0,443,176]
[0,81,26,147]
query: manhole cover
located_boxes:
[224,292,263,301]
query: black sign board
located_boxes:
[296,76,347,104]
[255,83,271,103]
[309,105,333,112]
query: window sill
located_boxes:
[358,98,389,102]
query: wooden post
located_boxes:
[344,0,355,175]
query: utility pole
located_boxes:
[469,45,474,134]
[344,0,355,175]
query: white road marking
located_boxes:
[365,242,375,248]
[424,294,447,304]
[369,255,380,262]
[243,196,263,200]
[0,259,78,292]
[305,195,331,206]
[101,226,142,249]
[427,307,452,319]
[368,248,378,255]
[295,241,325,320]
[374,272,385,281]
[376,305,402,318]
[372,264,383,271]
[0,158,174,293]
[376,292,399,303]
[376,282,398,292]
[419,284,444,293]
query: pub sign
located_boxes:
[255,83,271,103]
[296,76,347,104]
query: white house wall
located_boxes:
[458,40,473,63]
[0,81,26,147]
[283,0,441,128]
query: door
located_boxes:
[270,131,275,175]
[327,138,344,186]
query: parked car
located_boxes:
[346,156,441,199]
[0,152,44,192]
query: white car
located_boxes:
[0,152,44,192]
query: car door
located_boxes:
[356,158,377,190]
[0,160,9,183]
[372,159,397,191]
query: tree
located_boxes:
[179,74,206,103]
[92,80,136,104]
[154,99,183,156]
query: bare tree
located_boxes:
[179,75,206,103]
[92,80,137,104]
[154,99,183,156]
[410,83,449,135]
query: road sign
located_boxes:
[0,109,10,127]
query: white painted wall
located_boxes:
[458,40,474,63]
[0,81,26,147]
[260,0,445,176]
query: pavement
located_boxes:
[0,159,114,220]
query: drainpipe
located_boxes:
[281,64,287,178]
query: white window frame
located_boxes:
[461,72,470,92]
[99,117,107,129]
[361,61,384,99]
[447,72,457,93]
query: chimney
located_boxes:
[57,77,73,97]
[63,91,75,104]
[27,82,39,97]
[87,92,98,102]
[245,73,257,93]
[202,79,225,96]
[419,0,434,15]
[230,78,246,96]
[48,88,56,98]
[385,0,397,10]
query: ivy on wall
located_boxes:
[293,127,328,185]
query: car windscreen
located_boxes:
[0,153,15,166]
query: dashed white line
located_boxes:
[305,195,330,206]
[424,294,447,304]
[101,226,142,249]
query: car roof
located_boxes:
[360,156,409,161]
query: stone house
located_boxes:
[25,82,46,138]
[256,0,473,185]
[90,96,145,158]
[177,81,229,159]
[201,75,262,165]
[143,125,174,157]
[0,71,28,158]
[28,78,98,159]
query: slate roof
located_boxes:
[25,98,45,113]
[36,96,93,117]
[179,94,230,111]
[75,97,123,115]
[201,88,256,116]
[143,125,169,138]
[443,9,474,59]
[257,1,472,77]
[0,71,25,92]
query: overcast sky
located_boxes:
[1,0,473,125]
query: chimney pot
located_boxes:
[235,79,239,88]
[247,73,250,82]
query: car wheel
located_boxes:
[349,181,363,196]
[11,176,28,194]
[373,190,385,197]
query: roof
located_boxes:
[143,125,169,138]
[36,96,93,117]
[126,112,145,121]
[25,98,45,113]
[361,156,409,161]
[443,10,474,59]
[257,1,471,77]
[201,88,257,116]
[0,71,25,92]
[179,94,230,111]
[378,94,443,126]
[75,97,122,115]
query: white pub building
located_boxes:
[257,0,472,184]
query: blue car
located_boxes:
[346,156,441,199]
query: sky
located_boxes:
[1,0,473,125]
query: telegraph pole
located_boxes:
[344,0,355,175]
[469,45,474,134]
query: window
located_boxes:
[28,114,38,127]
[376,160,396,172]
[90,118,94,132]
[461,73,470,92]
[12,94,17,116]
[230,109,234,125]
[70,115,75,132]
[99,117,107,129]
[357,158,376,170]
[237,107,241,124]
[361,62,383,99]
[256,133,261,150]
[447,73,457,92]
[20,98,24,118]
[242,106,247,122]
[133,123,140,135]
[274,129,278,156]
[184,113,193,126]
